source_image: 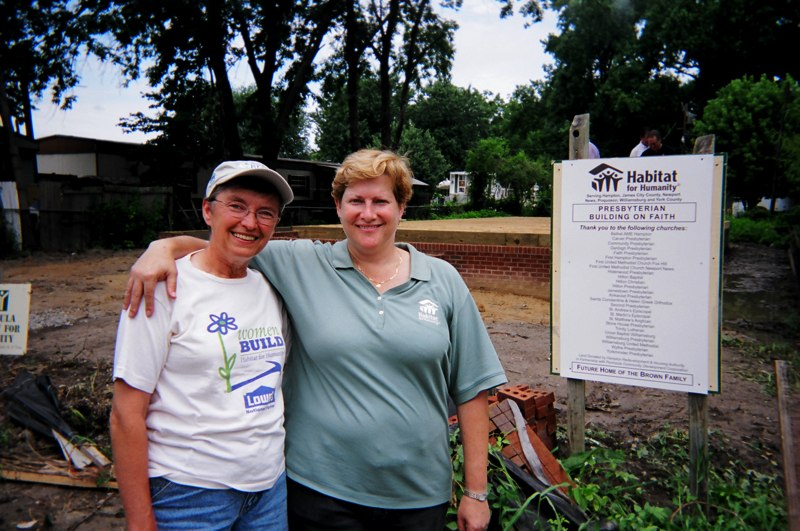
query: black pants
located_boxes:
[287,478,448,531]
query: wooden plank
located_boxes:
[688,393,709,508]
[687,133,714,511]
[693,135,715,154]
[565,114,590,456]
[775,360,800,531]
[0,469,118,490]
[568,113,591,160]
[567,378,585,455]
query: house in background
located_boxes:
[4,133,433,250]
[37,135,149,185]
[5,134,346,250]
[443,171,509,204]
[190,156,341,227]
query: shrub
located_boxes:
[89,199,168,249]
[727,207,798,247]
[0,212,20,256]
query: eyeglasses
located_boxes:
[210,199,278,226]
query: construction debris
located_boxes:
[450,383,588,529]
[1,370,115,488]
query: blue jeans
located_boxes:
[149,472,288,530]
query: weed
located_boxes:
[431,208,510,221]
[726,337,800,394]
[0,422,12,450]
[447,429,579,530]
[560,426,787,530]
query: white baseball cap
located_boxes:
[206,160,294,206]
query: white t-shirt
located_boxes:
[630,141,648,157]
[113,253,290,491]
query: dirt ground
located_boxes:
[0,242,798,530]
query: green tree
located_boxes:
[695,75,800,211]
[538,0,689,157]
[498,150,537,214]
[398,125,449,188]
[465,137,509,210]
[407,81,500,171]
[313,72,383,163]
[389,0,458,148]
[506,0,799,162]
[317,0,458,153]
[499,83,565,160]
[638,0,799,106]
[235,86,311,160]
[1,0,96,180]
[100,0,344,163]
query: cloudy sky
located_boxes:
[31,1,558,144]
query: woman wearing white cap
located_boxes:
[110,161,294,530]
[124,150,506,531]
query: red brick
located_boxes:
[497,387,540,418]
[535,402,555,419]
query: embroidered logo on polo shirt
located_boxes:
[418,299,440,325]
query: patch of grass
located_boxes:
[728,216,786,247]
[448,422,785,530]
[431,208,510,220]
[561,426,786,530]
[728,206,800,248]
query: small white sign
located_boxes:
[0,283,32,355]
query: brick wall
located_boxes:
[274,233,552,299]
[410,241,551,298]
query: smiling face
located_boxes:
[203,186,281,266]
[335,173,405,256]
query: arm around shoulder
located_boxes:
[124,236,208,317]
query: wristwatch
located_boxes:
[463,488,488,502]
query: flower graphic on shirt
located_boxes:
[208,312,238,392]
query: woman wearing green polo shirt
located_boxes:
[125,149,507,531]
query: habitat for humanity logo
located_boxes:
[418,299,440,325]
[0,290,8,312]
[589,163,624,192]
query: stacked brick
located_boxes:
[496,384,557,450]
[448,384,573,493]
[448,385,557,450]
[489,400,573,493]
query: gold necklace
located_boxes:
[353,249,404,288]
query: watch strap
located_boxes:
[463,488,488,502]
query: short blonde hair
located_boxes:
[332,149,413,205]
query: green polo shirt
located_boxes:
[251,239,507,509]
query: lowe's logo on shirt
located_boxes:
[244,385,276,412]
[418,299,440,325]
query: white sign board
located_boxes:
[552,155,723,393]
[0,283,32,355]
